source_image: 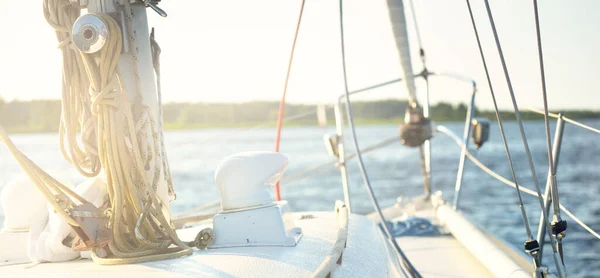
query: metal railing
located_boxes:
[330,72,477,212]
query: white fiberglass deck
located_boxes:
[383,201,532,278]
[395,235,493,277]
[1,206,531,278]
[1,212,392,278]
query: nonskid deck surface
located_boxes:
[1,212,391,278]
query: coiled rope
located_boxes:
[81,9,192,264]
[44,0,101,177]
[0,0,200,265]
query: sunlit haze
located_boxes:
[0,0,598,110]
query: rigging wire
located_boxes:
[480,0,566,275]
[533,0,556,190]
[281,135,399,184]
[198,108,327,145]
[408,0,426,66]
[407,0,432,197]
[274,0,307,201]
[339,1,421,277]
[197,76,404,147]
[463,0,557,274]
[464,0,534,243]
[532,0,567,264]
[349,78,404,95]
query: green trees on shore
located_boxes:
[0,98,598,133]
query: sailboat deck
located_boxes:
[376,202,532,278]
[395,235,493,277]
[1,212,392,278]
[1,203,532,278]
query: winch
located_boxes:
[399,103,433,147]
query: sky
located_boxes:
[0,0,598,110]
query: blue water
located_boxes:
[1,121,599,277]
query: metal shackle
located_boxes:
[72,14,110,53]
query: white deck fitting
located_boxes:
[0,212,394,278]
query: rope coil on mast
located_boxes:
[0,0,201,265]
[76,2,193,263]
[150,28,176,199]
[44,0,101,178]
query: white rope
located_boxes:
[84,2,191,263]
[437,125,600,241]
[150,29,176,199]
[44,0,101,177]
[310,201,348,278]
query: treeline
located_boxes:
[1,98,599,133]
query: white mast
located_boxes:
[85,1,171,217]
[385,0,417,104]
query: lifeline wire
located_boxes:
[527,108,600,134]
[435,126,600,241]
[339,1,421,277]
[481,0,565,275]
[274,0,307,201]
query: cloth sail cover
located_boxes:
[386,0,418,104]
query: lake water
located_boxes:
[1,120,599,277]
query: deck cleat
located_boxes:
[210,151,303,248]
